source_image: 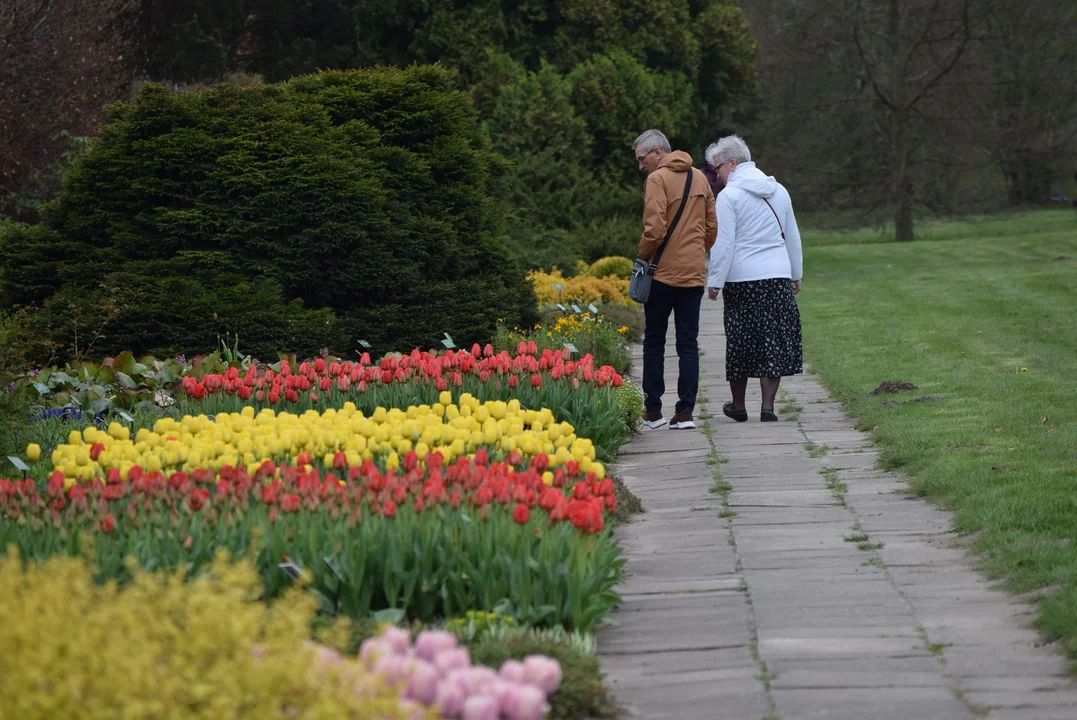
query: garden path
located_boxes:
[598,297,1077,720]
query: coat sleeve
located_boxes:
[703,177,717,253]
[782,188,803,281]
[707,191,736,288]
[637,174,667,261]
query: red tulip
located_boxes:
[383,499,397,518]
[281,494,301,513]
[255,389,265,402]
[284,389,298,403]
[513,503,530,525]
[309,391,319,403]
[508,375,518,389]
[319,377,332,392]
[238,385,252,401]
[101,515,116,534]
[314,358,326,374]
[381,370,393,385]
[530,374,542,389]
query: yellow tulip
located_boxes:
[25,444,41,462]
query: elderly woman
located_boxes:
[705,135,804,422]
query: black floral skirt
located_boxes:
[723,278,803,381]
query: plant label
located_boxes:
[32,382,50,396]
[357,339,372,349]
[588,303,599,314]
[278,562,303,580]
[570,304,582,314]
[8,456,29,473]
[556,304,567,311]
[552,283,565,291]
[563,343,578,354]
[118,411,135,424]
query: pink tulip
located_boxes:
[462,666,499,693]
[379,625,413,656]
[373,655,408,686]
[502,683,550,720]
[433,675,468,717]
[499,659,526,684]
[414,630,458,662]
[435,647,471,677]
[462,695,500,720]
[522,654,563,694]
[404,659,440,705]
[476,677,512,707]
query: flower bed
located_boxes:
[5,418,622,627]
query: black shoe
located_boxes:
[761,409,779,422]
[723,403,748,423]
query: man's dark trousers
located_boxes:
[642,280,704,415]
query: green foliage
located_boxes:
[125,1,758,272]
[0,67,537,363]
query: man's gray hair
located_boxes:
[632,129,671,154]
[705,135,751,166]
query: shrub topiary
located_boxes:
[0,65,537,363]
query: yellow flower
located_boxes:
[1021,367,1028,372]
[618,326,629,335]
[25,444,41,462]
[48,401,595,484]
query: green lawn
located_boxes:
[799,208,1077,659]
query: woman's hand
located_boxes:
[707,287,720,301]
[793,280,802,295]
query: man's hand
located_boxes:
[793,280,802,295]
[707,287,720,301]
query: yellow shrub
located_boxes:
[0,550,426,720]
[529,268,631,306]
[587,256,634,281]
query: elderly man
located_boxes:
[633,129,717,430]
[705,135,804,423]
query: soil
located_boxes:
[870,381,919,395]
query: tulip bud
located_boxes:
[502,682,550,720]
[404,659,440,705]
[415,630,458,662]
[522,655,563,694]
[499,659,526,684]
[462,695,500,720]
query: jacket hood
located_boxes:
[656,150,694,173]
[727,161,777,198]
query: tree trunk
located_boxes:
[888,0,915,242]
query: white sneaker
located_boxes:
[669,412,697,430]
[642,413,668,429]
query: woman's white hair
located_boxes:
[704,135,751,166]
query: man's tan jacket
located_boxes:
[637,151,717,288]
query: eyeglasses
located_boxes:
[635,148,657,163]
[714,160,729,172]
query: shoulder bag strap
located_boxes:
[649,168,694,271]
[762,197,785,242]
